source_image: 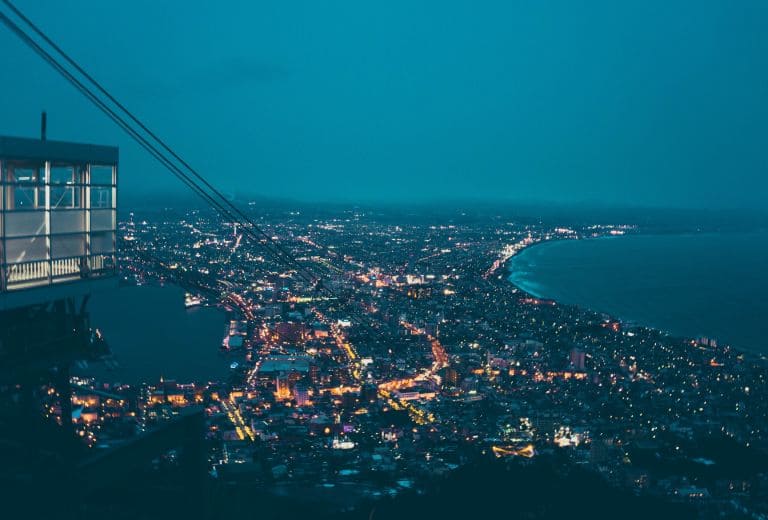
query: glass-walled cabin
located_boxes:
[0,136,117,300]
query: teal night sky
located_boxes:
[1,1,767,208]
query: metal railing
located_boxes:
[3,254,116,290]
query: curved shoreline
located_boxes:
[503,232,766,358]
[506,237,572,298]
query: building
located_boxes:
[275,375,291,400]
[569,347,586,371]
[443,367,460,387]
[0,133,118,310]
[258,355,311,375]
[0,130,119,446]
[293,384,309,406]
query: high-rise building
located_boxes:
[293,384,309,406]
[570,347,586,371]
[444,367,460,387]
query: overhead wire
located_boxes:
[0,6,315,286]
[0,2,393,349]
[3,0,311,283]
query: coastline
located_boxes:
[506,237,572,298]
[503,231,767,359]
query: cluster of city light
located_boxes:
[491,444,536,458]
[483,236,536,279]
[218,396,255,442]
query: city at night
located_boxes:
[1,2,768,519]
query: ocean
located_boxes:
[508,232,768,353]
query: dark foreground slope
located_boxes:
[3,454,698,520]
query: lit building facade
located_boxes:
[0,135,117,308]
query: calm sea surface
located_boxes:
[75,284,230,384]
[508,232,768,353]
